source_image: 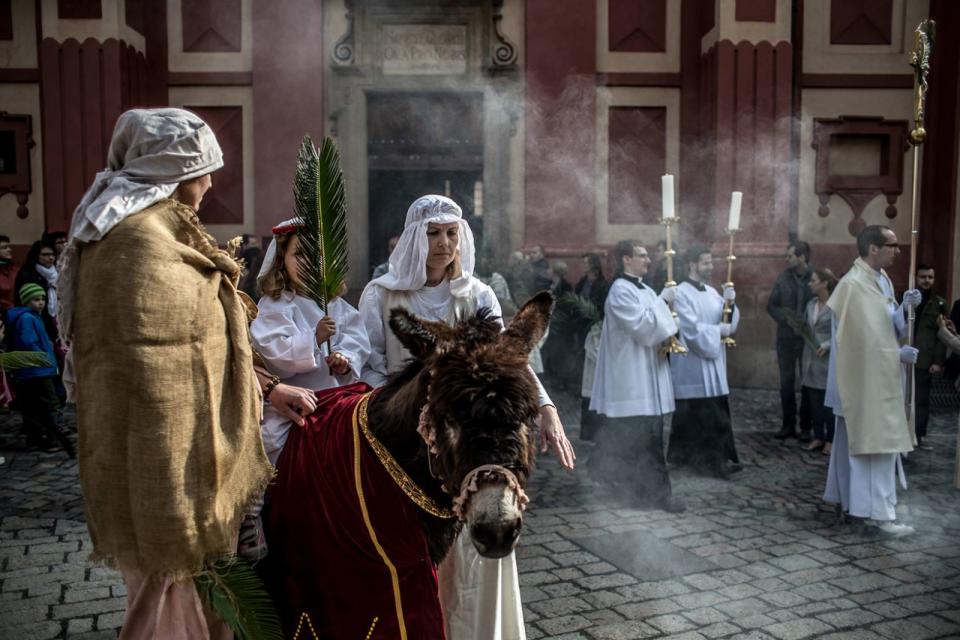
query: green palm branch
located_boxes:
[0,351,54,371]
[552,293,601,334]
[777,306,820,351]
[194,556,283,640]
[293,135,349,316]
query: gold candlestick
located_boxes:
[722,231,737,348]
[660,217,687,356]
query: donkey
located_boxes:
[262,291,553,639]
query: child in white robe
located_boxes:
[240,218,370,560]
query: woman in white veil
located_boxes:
[359,194,575,640]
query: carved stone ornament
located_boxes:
[0,112,34,219]
[811,116,909,236]
[332,0,356,67]
[488,0,518,71]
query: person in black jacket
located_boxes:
[766,241,813,441]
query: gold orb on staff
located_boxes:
[660,174,687,356]
[722,191,742,348]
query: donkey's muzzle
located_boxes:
[470,518,522,559]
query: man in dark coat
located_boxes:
[912,265,947,448]
[766,241,814,441]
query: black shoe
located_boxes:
[797,430,813,443]
[726,462,743,474]
[774,426,794,439]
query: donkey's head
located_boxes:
[388,291,554,558]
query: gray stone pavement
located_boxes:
[1,389,959,639]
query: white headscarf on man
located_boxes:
[368,194,477,296]
[58,108,223,337]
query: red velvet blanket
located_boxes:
[263,383,445,639]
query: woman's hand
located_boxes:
[326,352,351,376]
[268,383,317,427]
[938,314,957,334]
[316,316,337,344]
[816,346,827,358]
[538,405,576,470]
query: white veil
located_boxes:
[368,195,477,296]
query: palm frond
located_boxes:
[777,306,820,351]
[194,556,283,640]
[552,293,601,334]
[0,351,53,371]
[293,135,349,313]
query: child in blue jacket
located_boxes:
[7,283,73,457]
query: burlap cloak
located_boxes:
[827,258,914,456]
[73,199,273,577]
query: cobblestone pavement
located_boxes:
[1,389,959,639]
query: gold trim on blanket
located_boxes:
[357,392,455,519]
[352,399,408,640]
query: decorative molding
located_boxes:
[597,72,681,87]
[331,0,355,67]
[0,112,34,219]
[185,105,244,224]
[801,73,913,89]
[489,0,517,71]
[168,71,251,86]
[608,0,666,53]
[830,0,893,46]
[182,0,241,53]
[811,116,909,235]
[736,0,776,22]
[0,68,40,83]
[58,0,102,20]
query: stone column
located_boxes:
[38,0,164,232]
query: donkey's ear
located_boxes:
[388,308,454,360]
[500,290,554,355]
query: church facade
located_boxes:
[1,0,957,387]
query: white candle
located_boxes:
[661,174,675,221]
[728,191,742,232]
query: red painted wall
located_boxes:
[39,38,150,232]
[524,0,596,249]
[919,0,959,297]
[251,0,325,237]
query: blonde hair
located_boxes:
[257,233,293,299]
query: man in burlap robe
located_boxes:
[59,109,273,639]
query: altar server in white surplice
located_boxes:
[667,245,741,478]
[590,239,686,513]
[823,224,919,537]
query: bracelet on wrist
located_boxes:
[263,374,281,400]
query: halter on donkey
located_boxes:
[263,292,554,640]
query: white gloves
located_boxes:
[899,345,919,365]
[720,323,733,337]
[901,289,922,310]
[659,286,677,304]
[722,286,736,303]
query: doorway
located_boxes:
[366,91,484,277]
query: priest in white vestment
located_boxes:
[823,224,919,537]
[590,240,686,513]
[667,246,741,478]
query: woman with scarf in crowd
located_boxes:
[358,194,575,640]
[15,241,59,345]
